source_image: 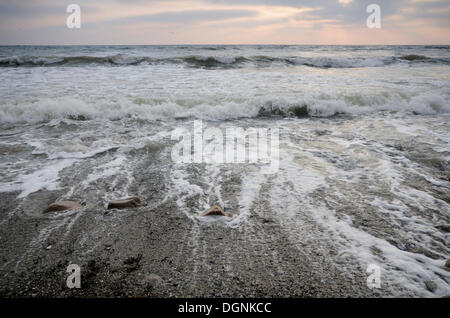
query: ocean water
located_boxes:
[0,45,449,296]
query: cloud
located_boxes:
[338,0,354,5]
[0,0,449,44]
[112,9,259,24]
[0,0,99,17]
[0,1,62,17]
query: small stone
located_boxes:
[445,259,450,268]
[424,280,437,293]
[107,197,141,210]
[202,205,228,217]
[43,201,83,213]
[141,274,163,288]
[435,224,450,233]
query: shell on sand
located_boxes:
[107,197,141,210]
[43,201,83,213]
[201,205,228,217]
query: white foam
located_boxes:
[0,87,448,124]
[310,203,450,297]
[0,159,77,198]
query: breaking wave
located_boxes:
[1,92,449,124]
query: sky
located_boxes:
[0,0,449,45]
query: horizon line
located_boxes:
[1,43,450,46]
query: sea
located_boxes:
[0,45,449,296]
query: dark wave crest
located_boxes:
[1,54,449,68]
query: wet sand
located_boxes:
[0,189,380,298]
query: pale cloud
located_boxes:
[427,5,450,14]
[338,0,354,5]
[0,0,448,44]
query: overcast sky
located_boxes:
[0,0,449,45]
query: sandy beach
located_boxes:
[0,189,380,298]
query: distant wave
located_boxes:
[0,55,152,66]
[423,45,450,50]
[1,54,449,68]
[182,55,249,67]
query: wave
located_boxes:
[424,45,450,50]
[1,54,449,68]
[0,55,153,66]
[1,92,448,124]
[182,55,249,67]
[399,54,429,61]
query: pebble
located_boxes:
[424,280,437,293]
[43,201,83,213]
[107,197,141,209]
